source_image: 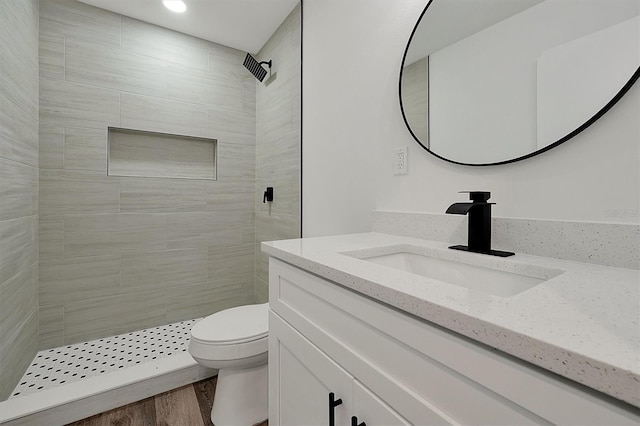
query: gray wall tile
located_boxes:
[39,170,120,215]
[216,143,243,179]
[209,44,247,74]
[0,93,38,168]
[0,93,13,151]
[256,129,300,181]
[39,125,64,169]
[209,244,255,280]
[207,180,256,212]
[39,215,64,260]
[116,288,167,333]
[121,16,209,70]
[0,1,38,116]
[0,216,38,287]
[242,211,256,244]
[38,305,64,350]
[0,157,38,221]
[166,63,245,110]
[63,290,168,345]
[64,213,167,258]
[254,210,300,247]
[0,264,38,347]
[0,311,38,400]
[254,276,269,304]
[120,178,208,213]
[40,78,120,129]
[256,175,300,218]
[64,126,107,172]
[254,5,301,294]
[165,279,245,323]
[66,40,168,97]
[63,295,122,344]
[0,0,39,398]
[121,248,208,290]
[242,145,256,179]
[39,0,121,48]
[39,255,121,305]
[255,245,269,290]
[39,34,65,80]
[120,93,209,138]
[15,110,39,169]
[256,129,300,217]
[167,212,243,249]
[208,107,256,146]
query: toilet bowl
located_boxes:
[189,303,269,426]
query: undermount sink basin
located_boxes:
[349,246,561,297]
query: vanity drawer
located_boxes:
[269,258,639,425]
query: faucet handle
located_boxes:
[459,191,491,203]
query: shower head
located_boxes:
[243,53,272,82]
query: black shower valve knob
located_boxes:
[263,187,274,203]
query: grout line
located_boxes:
[63,35,66,81]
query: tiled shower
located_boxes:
[0,0,300,401]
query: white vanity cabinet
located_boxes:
[268,258,640,425]
[270,312,411,426]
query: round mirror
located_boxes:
[400,0,640,166]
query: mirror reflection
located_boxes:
[400,0,640,165]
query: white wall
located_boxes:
[303,0,639,237]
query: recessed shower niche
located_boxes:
[107,127,217,180]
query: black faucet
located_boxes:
[445,191,514,257]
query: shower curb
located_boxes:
[0,352,216,425]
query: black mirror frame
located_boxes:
[399,0,640,167]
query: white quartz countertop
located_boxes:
[262,232,640,408]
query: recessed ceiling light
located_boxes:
[163,0,186,13]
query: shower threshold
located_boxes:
[0,319,216,425]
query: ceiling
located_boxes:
[78,0,299,53]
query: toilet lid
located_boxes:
[190,303,268,344]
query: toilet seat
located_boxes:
[191,303,268,344]
[189,303,268,362]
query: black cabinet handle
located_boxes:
[329,392,343,426]
[351,415,366,426]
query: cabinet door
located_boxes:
[352,380,411,426]
[270,311,353,426]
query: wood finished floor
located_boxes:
[66,376,268,426]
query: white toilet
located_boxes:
[189,303,269,426]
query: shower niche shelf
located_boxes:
[107,127,217,180]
